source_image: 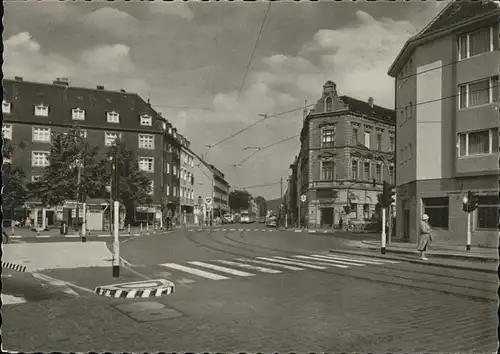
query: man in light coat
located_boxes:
[418,214,433,260]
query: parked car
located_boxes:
[266,215,277,227]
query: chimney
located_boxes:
[96,85,105,90]
[368,97,374,108]
[53,78,69,86]
[120,89,126,93]
[14,76,23,82]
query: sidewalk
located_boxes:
[8,226,165,239]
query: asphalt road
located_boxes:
[2,225,497,352]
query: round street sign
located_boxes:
[95,279,175,299]
[300,194,307,203]
[205,197,212,205]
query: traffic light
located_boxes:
[462,191,479,213]
[382,181,395,207]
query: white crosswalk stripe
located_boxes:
[215,260,282,274]
[160,263,229,280]
[314,254,389,265]
[188,261,255,277]
[257,257,327,270]
[273,255,349,269]
[294,255,363,268]
[236,258,305,271]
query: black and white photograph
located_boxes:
[1,0,499,352]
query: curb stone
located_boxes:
[328,249,497,274]
[1,261,27,272]
[94,280,175,299]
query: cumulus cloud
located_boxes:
[148,3,194,21]
[80,7,138,32]
[3,32,149,96]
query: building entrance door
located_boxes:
[321,207,334,228]
[403,209,410,242]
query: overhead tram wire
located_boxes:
[236,82,499,165]
[233,180,281,190]
[235,1,272,102]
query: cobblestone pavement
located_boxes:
[3,228,497,352]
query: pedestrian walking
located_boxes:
[418,214,434,260]
[166,209,173,231]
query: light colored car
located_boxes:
[240,213,250,224]
[266,215,277,227]
[223,214,233,224]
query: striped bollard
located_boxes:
[11,221,15,236]
[128,224,131,235]
[140,223,143,236]
[146,223,150,235]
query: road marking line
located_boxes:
[188,261,255,277]
[36,235,51,238]
[238,229,244,231]
[188,229,194,231]
[215,260,282,274]
[196,229,203,232]
[32,272,94,294]
[295,255,359,268]
[9,235,21,238]
[160,263,229,280]
[315,254,386,265]
[257,257,326,270]
[236,258,305,271]
[230,229,235,231]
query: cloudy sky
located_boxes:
[4,1,446,199]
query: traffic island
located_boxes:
[94,279,175,299]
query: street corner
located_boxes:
[94,278,175,299]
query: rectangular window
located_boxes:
[140,115,152,126]
[363,204,370,220]
[459,77,497,109]
[458,129,494,157]
[388,166,394,184]
[2,101,11,114]
[423,197,449,229]
[2,124,12,140]
[375,164,382,182]
[79,129,87,138]
[389,136,395,152]
[173,186,177,197]
[352,128,358,146]
[138,157,154,172]
[321,161,334,181]
[106,111,120,123]
[72,108,85,120]
[34,105,49,117]
[321,126,335,148]
[458,27,493,60]
[166,185,170,196]
[364,131,371,149]
[32,151,50,167]
[173,165,177,175]
[167,162,170,174]
[363,162,370,180]
[351,160,358,180]
[32,127,51,142]
[105,132,121,146]
[376,133,382,151]
[138,134,155,149]
[476,195,498,229]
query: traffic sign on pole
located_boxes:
[300,194,307,203]
[205,197,212,205]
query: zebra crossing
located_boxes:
[154,253,400,285]
[187,228,277,232]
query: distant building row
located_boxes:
[2,77,230,230]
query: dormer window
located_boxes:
[35,104,49,117]
[72,108,85,120]
[140,115,152,126]
[107,111,120,123]
[2,100,11,114]
[168,127,172,135]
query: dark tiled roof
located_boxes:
[2,78,168,134]
[339,96,396,125]
[419,0,499,38]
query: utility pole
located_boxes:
[110,153,120,278]
[280,177,283,228]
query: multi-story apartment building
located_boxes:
[208,164,230,217]
[293,81,395,229]
[2,76,179,230]
[388,0,499,246]
[178,134,195,214]
[158,119,181,218]
[191,152,216,225]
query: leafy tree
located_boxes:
[254,196,267,217]
[229,190,252,212]
[107,138,153,223]
[2,138,28,217]
[27,126,109,207]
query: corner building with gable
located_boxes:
[294,81,396,230]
